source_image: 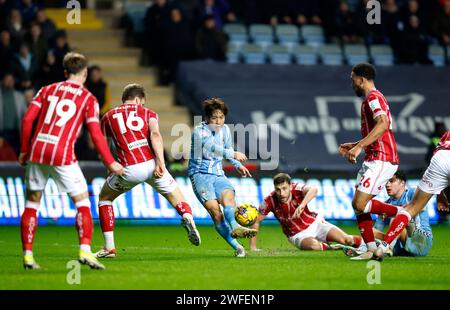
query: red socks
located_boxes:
[21,207,38,251]
[75,206,93,246]
[353,235,362,248]
[384,211,411,244]
[174,202,193,217]
[356,213,375,244]
[367,200,401,217]
[99,201,115,233]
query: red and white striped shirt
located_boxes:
[25,80,104,166]
[259,183,318,238]
[101,103,157,166]
[435,131,450,153]
[361,89,399,164]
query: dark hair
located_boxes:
[203,98,228,119]
[122,83,146,102]
[393,170,407,183]
[63,52,88,75]
[352,63,376,81]
[273,173,291,186]
[89,65,101,72]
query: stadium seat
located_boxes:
[226,43,241,64]
[343,44,369,65]
[292,44,317,65]
[300,25,325,47]
[267,44,292,65]
[370,45,394,66]
[428,45,446,66]
[241,43,266,64]
[249,24,274,48]
[223,23,248,45]
[318,44,343,65]
[275,24,299,47]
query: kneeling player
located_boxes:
[94,84,201,258]
[343,171,433,258]
[250,173,362,251]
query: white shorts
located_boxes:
[288,215,336,249]
[26,162,88,196]
[106,160,177,195]
[418,150,450,194]
[356,160,398,195]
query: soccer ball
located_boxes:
[234,203,259,226]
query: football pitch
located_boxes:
[1,223,450,290]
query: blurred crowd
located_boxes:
[0,0,110,161]
[135,0,450,84]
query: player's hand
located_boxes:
[292,205,305,219]
[233,151,247,162]
[437,192,449,212]
[154,163,166,178]
[346,144,362,164]
[237,165,252,177]
[108,161,124,176]
[338,142,356,157]
[18,152,28,167]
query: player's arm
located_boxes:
[223,126,252,177]
[197,127,247,162]
[347,114,389,163]
[18,101,41,166]
[293,185,318,219]
[149,117,166,178]
[250,213,266,251]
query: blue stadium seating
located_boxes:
[275,24,299,47]
[344,44,369,65]
[223,23,248,45]
[267,44,292,65]
[429,45,446,66]
[249,24,274,48]
[292,44,317,65]
[241,43,266,64]
[300,25,325,47]
[370,45,394,66]
[226,43,241,64]
[318,44,343,65]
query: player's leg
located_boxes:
[299,237,328,251]
[21,163,49,269]
[190,173,244,256]
[217,178,257,238]
[203,199,245,257]
[95,179,125,258]
[151,172,201,246]
[352,161,398,256]
[53,164,104,269]
[325,226,362,248]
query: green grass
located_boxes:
[1,224,450,289]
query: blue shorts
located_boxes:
[189,173,235,204]
[393,229,433,257]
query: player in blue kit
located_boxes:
[188,98,257,257]
[343,171,433,257]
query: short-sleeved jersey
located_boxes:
[435,131,450,153]
[361,89,399,164]
[259,183,318,238]
[101,103,157,166]
[28,80,100,166]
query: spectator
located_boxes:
[227,0,261,25]
[48,30,70,82]
[160,7,196,85]
[201,0,230,29]
[144,0,172,66]
[23,87,34,106]
[432,0,450,45]
[85,65,111,116]
[291,0,322,26]
[382,0,401,53]
[12,43,38,90]
[35,8,57,44]
[0,30,14,75]
[334,1,363,44]
[0,73,27,156]
[25,22,47,67]
[16,0,39,27]
[7,9,26,49]
[196,14,226,61]
[356,0,387,44]
[399,15,430,64]
[36,50,61,87]
[0,0,14,30]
